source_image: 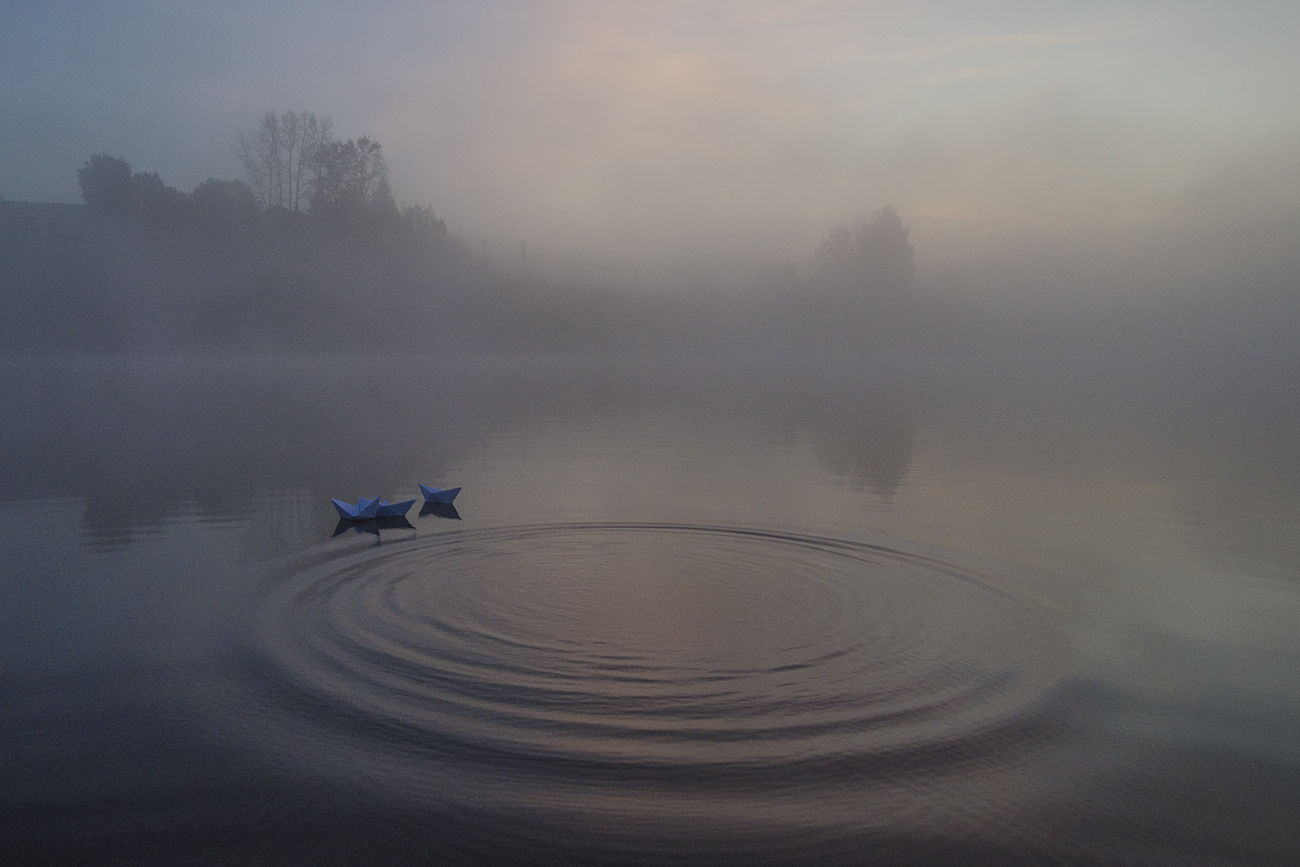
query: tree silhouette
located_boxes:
[77,153,134,212]
[403,204,448,243]
[189,178,258,228]
[129,171,187,220]
[309,136,392,229]
[77,154,186,220]
[812,206,915,299]
[233,111,333,211]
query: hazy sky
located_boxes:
[3,0,1298,286]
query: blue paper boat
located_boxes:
[331,496,382,520]
[418,483,461,504]
[375,498,416,517]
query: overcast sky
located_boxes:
[3,0,1298,287]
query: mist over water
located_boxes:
[1,353,1298,865]
[3,2,1300,862]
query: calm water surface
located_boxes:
[2,355,1298,865]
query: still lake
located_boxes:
[2,353,1298,865]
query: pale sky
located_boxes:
[3,0,1298,288]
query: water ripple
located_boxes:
[250,523,1066,804]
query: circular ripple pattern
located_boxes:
[256,523,1065,785]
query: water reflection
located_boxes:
[331,515,417,539]
[2,354,1300,864]
[79,504,169,551]
[0,357,931,539]
[419,501,462,520]
[796,380,918,499]
[3,355,1299,547]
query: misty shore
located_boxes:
[4,199,1297,378]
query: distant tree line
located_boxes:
[76,152,236,223]
[230,111,407,233]
[743,206,920,349]
[4,109,927,353]
[75,110,445,241]
[750,207,916,300]
[810,206,915,299]
[232,110,329,212]
[0,110,478,351]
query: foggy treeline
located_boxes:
[2,111,1298,369]
[0,144,925,355]
[0,112,490,351]
[0,203,893,355]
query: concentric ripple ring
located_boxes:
[252,522,1066,794]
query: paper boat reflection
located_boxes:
[418,501,461,520]
[418,484,461,504]
[332,515,416,538]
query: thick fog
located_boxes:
[5,10,1300,863]
[1,0,1298,361]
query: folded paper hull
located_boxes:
[418,484,461,504]
[332,496,382,520]
[375,499,416,517]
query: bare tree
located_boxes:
[282,112,333,212]
[232,112,277,209]
[232,111,333,211]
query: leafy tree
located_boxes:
[77,153,134,211]
[370,177,402,229]
[310,137,387,209]
[130,171,187,220]
[77,154,186,220]
[309,135,392,228]
[188,178,258,227]
[812,206,915,298]
[403,204,448,243]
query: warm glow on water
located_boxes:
[2,355,1297,864]
[4,1,1297,861]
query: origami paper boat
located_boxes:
[332,496,417,521]
[375,498,416,517]
[332,496,382,520]
[418,484,461,504]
